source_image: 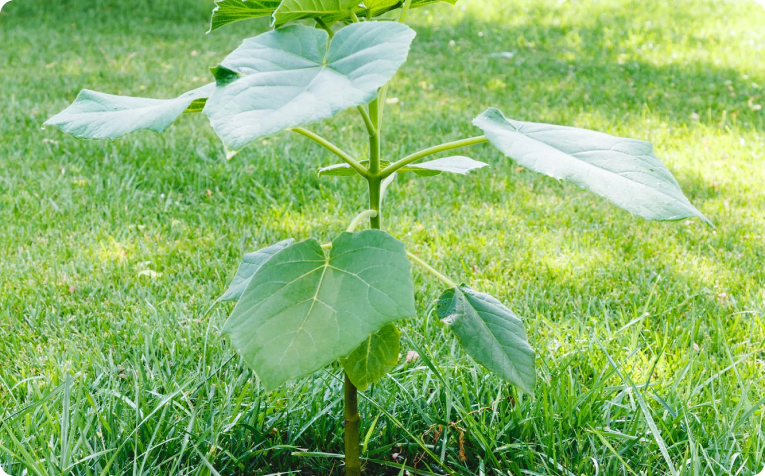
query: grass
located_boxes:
[1,0,764,474]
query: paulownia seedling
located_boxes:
[45,0,710,473]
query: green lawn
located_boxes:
[1,0,764,474]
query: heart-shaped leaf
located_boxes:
[45,84,215,140]
[203,22,416,155]
[272,0,360,27]
[318,156,487,177]
[218,239,295,302]
[209,0,281,32]
[474,108,711,224]
[437,285,535,395]
[223,230,415,390]
[340,323,400,390]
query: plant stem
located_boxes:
[406,251,458,288]
[315,18,334,38]
[367,96,382,229]
[346,209,378,233]
[357,106,375,136]
[344,374,361,476]
[367,176,381,230]
[381,135,489,178]
[342,93,386,476]
[291,127,368,178]
[399,0,415,23]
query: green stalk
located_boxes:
[315,18,334,38]
[406,251,457,288]
[291,127,368,178]
[342,89,390,476]
[399,0,415,23]
[344,374,361,476]
[381,135,489,178]
[346,209,378,233]
[368,96,382,229]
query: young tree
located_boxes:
[45,1,710,473]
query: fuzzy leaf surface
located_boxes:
[473,108,710,224]
[222,230,415,390]
[340,323,400,390]
[218,239,295,302]
[203,22,415,154]
[437,285,535,395]
[45,84,214,140]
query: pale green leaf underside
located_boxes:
[437,285,535,395]
[272,0,359,27]
[318,156,487,177]
[44,83,214,140]
[223,230,415,390]
[203,22,415,154]
[340,323,400,390]
[218,239,295,302]
[474,108,711,224]
[209,0,281,32]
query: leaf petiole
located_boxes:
[315,18,334,38]
[357,106,375,136]
[406,251,457,288]
[399,0,414,23]
[346,209,378,233]
[381,136,488,178]
[291,127,368,178]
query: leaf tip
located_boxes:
[225,147,239,160]
[211,65,240,86]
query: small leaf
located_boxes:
[473,108,711,224]
[45,83,214,140]
[223,230,415,390]
[340,323,400,390]
[203,22,416,154]
[209,0,281,33]
[317,160,391,177]
[405,156,488,176]
[437,285,535,395]
[272,0,360,27]
[218,239,295,302]
[317,157,486,178]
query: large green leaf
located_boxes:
[318,156,487,177]
[209,0,455,30]
[272,0,360,27]
[209,0,281,32]
[203,22,415,155]
[44,84,214,140]
[437,285,535,395]
[222,230,415,390]
[218,239,295,302]
[473,108,711,224]
[340,323,400,390]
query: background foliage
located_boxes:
[1,0,764,474]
